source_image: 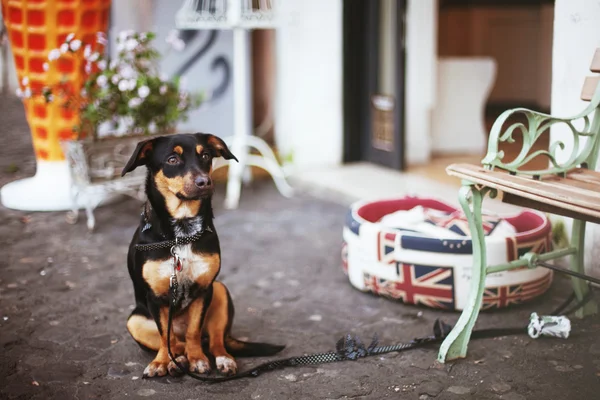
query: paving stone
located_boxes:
[107,364,132,379]
[137,388,157,396]
[501,392,527,400]
[490,381,512,394]
[31,363,82,382]
[419,381,444,397]
[447,386,472,395]
[589,343,600,356]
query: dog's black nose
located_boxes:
[195,176,212,188]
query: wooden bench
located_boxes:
[437,49,600,362]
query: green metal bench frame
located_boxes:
[438,51,600,363]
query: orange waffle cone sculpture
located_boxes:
[0,0,111,211]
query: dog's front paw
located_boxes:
[215,355,237,376]
[143,361,168,378]
[188,356,211,374]
[168,355,189,376]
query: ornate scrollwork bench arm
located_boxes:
[482,89,600,176]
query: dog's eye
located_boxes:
[201,153,211,162]
[166,156,180,165]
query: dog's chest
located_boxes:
[142,244,218,299]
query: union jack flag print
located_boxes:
[482,272,553,310]
[363,263,455,309]
[424,210,502,236]
[377,231,397,264]
[505,234,552,262]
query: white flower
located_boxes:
[139,32,148,41]
[23,88,32,98]
[120,65,136,79]
[89,52,99,62]
[96,32,107,45]
[85,62,92,74]
[96,75,108,87]
[15,87,23,97]
[97,60,107,70]
[69,39,81,51]
[48,49,61,61]
[127,79,137,91]
[118,30,134,42]
[111,74,121,85]
[166,29,185,51]
[81,88,87,96]
[66,33,75,42]
[159,85,167,95]
[125,38,138,51]
[116,42,125,52]
[137,85,150,98]
[109,60,118,69]
[83,45,92,59]
[118,80,130,92]
[47,94,54,102]
[21,77,29,85]
[128,97,143,108]
[43,62,49,71]
[60,43,69,53]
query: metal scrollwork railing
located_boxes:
[482,86,600,176]
[176,0,276,29]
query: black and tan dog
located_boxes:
[122,133,284,378]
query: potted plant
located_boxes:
[15,30,203,229]
[0,0,112,213]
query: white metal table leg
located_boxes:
[225,27,253,210]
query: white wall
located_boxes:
[551,0,600,278]
[0,44,18,94]
[275,0,343,168]
[110,0,234,137]
[405,0,437,165]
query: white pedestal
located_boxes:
[1,160,75,211]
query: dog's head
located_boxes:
[122,133,237,216]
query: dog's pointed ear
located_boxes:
[122,139,155,176]
[203,134,238,162]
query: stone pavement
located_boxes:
[1,94,600,399]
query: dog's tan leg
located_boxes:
[204,281,237,375]
[143,308,186,378]
[185,295,212,374]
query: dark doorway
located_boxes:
[343,0,407,170]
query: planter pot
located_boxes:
[60,133,162,230]
[0,0,111,211]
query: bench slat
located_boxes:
[446,164,600,218]
[502,193,600,225]
[591,48,600,73]
[581,76,600,101]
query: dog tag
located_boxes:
[174,254,182,272]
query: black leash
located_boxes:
[136,224,598,383]
[163,283,596,384]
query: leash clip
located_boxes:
[170,245,183,273]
